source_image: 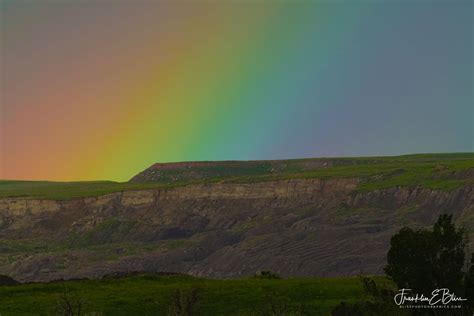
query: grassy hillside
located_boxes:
[0,153,472,200]
[0,273,396,315]
[0,180,166,200]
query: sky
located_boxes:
[1,0,472,182]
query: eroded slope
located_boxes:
[0,177,472,282]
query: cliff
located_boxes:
[0,177,472,282]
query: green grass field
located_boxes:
[0,273,396,315]
[0,153,472,200]
[0,180,167,200]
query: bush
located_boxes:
[254,270,281,279]
[56,286,87,316]
[331,277,400,316]
[259,290,308,316]
[167,287,202,316]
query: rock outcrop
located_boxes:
[0,177,472,282]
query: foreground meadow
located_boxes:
[0,273,396,315]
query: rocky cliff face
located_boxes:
[0,178,472,282]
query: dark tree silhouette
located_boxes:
[385,214,467,296]
[385,227,437,294]
[432,214,467,292]
[465,254,474,312]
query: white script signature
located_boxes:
[394,288,467,306]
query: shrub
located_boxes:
[254,270,281,279]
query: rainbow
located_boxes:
[2,1,471,181]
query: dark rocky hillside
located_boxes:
[0,154,473,282]
[0,274,19,286]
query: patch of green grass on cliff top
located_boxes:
[355,158,474,191]
[0,273,394,315]
[227,158,474,192]
[0,180,166,200]
[0,153,472,200]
